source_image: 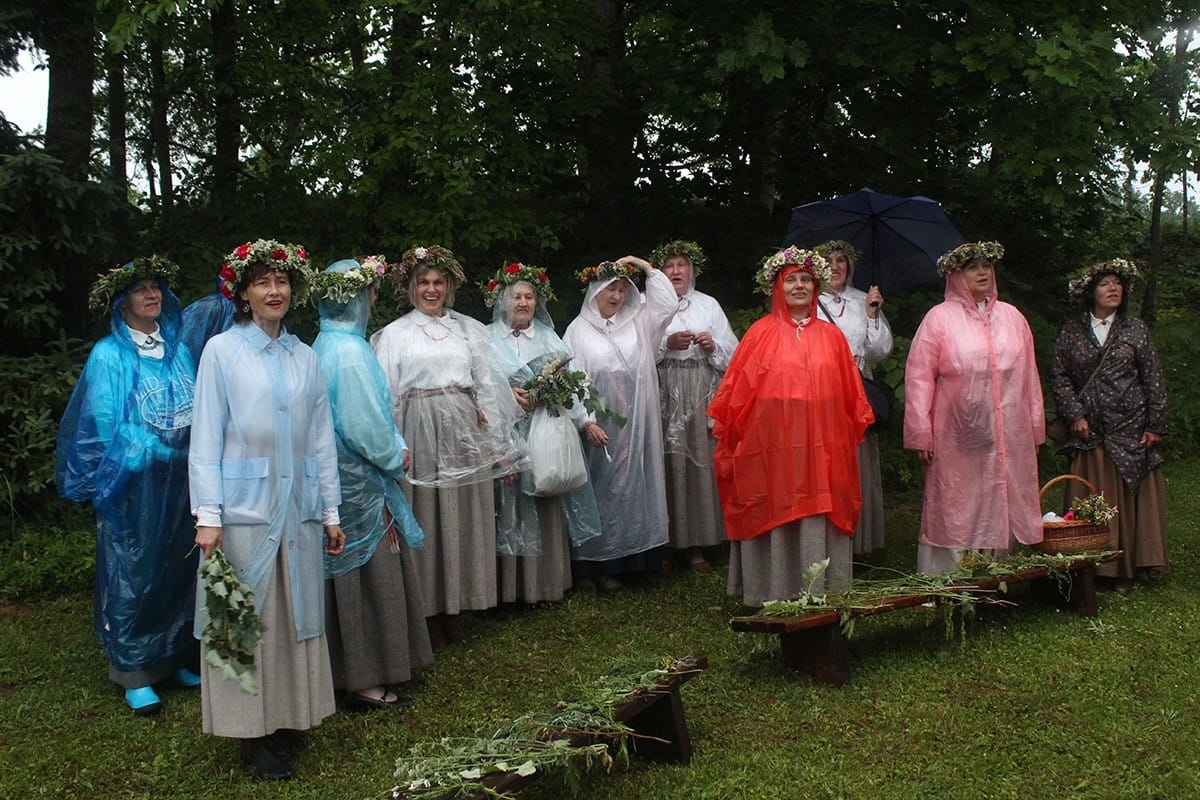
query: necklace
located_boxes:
[419,319,451,342]
[136,336,157,351]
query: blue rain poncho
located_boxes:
[56,277,198,672]
[313,260,424,579]
[180,286,235,367]
[486,284,602,555]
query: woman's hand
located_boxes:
[918,450,933,465]
[1141,431,1163,448]
[512,387,532,413]
[666,330,695,350]
[865,285,884,319]
[195,526,222,558]
[584,422,608,447]
[1071,416,1090,440]
[324,524,347,556]
[693,331,716,353]
[402,448,411,473]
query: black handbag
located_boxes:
[861,374,891,431]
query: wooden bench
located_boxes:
[730,556,1113,686]
[471,653,708,798]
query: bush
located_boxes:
[0,505,94,601]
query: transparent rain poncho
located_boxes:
[372,300,529,488]
[656,274,739,463]
[562,270,678,561]
[903,268,1046,551]
[56,278,198,671]
[313,260,425,580]
[179,281,235,367]
[486,282,602,555]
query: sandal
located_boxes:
[347,688,413,710]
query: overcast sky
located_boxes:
[0,49,47,134]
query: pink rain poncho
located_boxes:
[903,269,1045,552]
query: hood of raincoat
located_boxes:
[943,264,997,312]
[317,258,373,337]
[578,276,641,332]
[769,265,820,325]
[109,275,184,360]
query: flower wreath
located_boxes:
[936,241,1004,276]
[386,245,466,304]
[754,246,830,296]
[1067,258,1139,301]
[88,255,180,313]
[219,239,312,302]
[574,260,638,288]
[482,262,556,308]
[309,255,388,305]
[815,239,861,265]
[648,240,707,275]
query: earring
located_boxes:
[241,303,250,313]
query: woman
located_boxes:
[814,240,893,555]
[371,245,526,647]
[708,246,871,606]
[904,242,1045,575]
[562,256,677,591]
[484,262,604,603]
[190,239,346,781]
[311,256,433,708]
[652,241,739,572]
[1050,258,1168,594]
[57,257,200,715]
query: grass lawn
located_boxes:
[3,458,1199,799]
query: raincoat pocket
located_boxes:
[299,457,322,522]
[220,457,270,524]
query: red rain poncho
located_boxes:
[903,269,1045,550]
[708,268,872,540]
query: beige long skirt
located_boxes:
[852,432,886,555]
[1065,446,1169,580]
[660,361,726,550]
[727,516,852,607]
[325,537,433,693]
[498,496,573,604]
[405,479,497,617]
[201,546,335,738]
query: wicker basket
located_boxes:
[1033,474,1113,554]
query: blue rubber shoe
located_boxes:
[173,668,202,688]
[125,686,162,716]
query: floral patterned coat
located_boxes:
[1050,313,1168,487]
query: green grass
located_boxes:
[3,459,1200,799]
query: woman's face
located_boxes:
[782,269,816,315]
[826,251,850,292]
[122,279,162,331]
[414,269,449,316]
[1092,274,1123,316]
[962,259,994,301]
[662,256,693,297]
[241,269,292,325]
[508,282,537,330]
[596,279,630,319]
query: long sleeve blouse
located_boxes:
[815,285,893,377]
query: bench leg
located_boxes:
[1031,565,1098,617]
[628,687,693,764]
[779,626,851,686]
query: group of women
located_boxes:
[56,234,1169,781]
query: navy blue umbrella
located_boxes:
[783,187,965,294]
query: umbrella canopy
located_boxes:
[783,187,965,293]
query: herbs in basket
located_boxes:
[1067,493,1118,525]
[523,356,626,426]
[199,547,267,695]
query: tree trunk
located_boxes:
[211,0,239,210]
[41,0,94,180]
[106,47,128,190]
[148,29,173,212]
[1144,170,1164,327]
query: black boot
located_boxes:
[240,737,293,780]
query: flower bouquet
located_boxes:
[523,356,625,427]
[199,548,267,695]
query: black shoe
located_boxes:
[240,737,293,780]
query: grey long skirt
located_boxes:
[201,545,335,738]
[325,537,433,693]
[727,516,852,607]
[499,496,573,604]
[852,432,886,555]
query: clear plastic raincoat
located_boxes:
[313,260,424,580]
[562,270,677,561]
[904,269,1045,551]
[56,278,198,673]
